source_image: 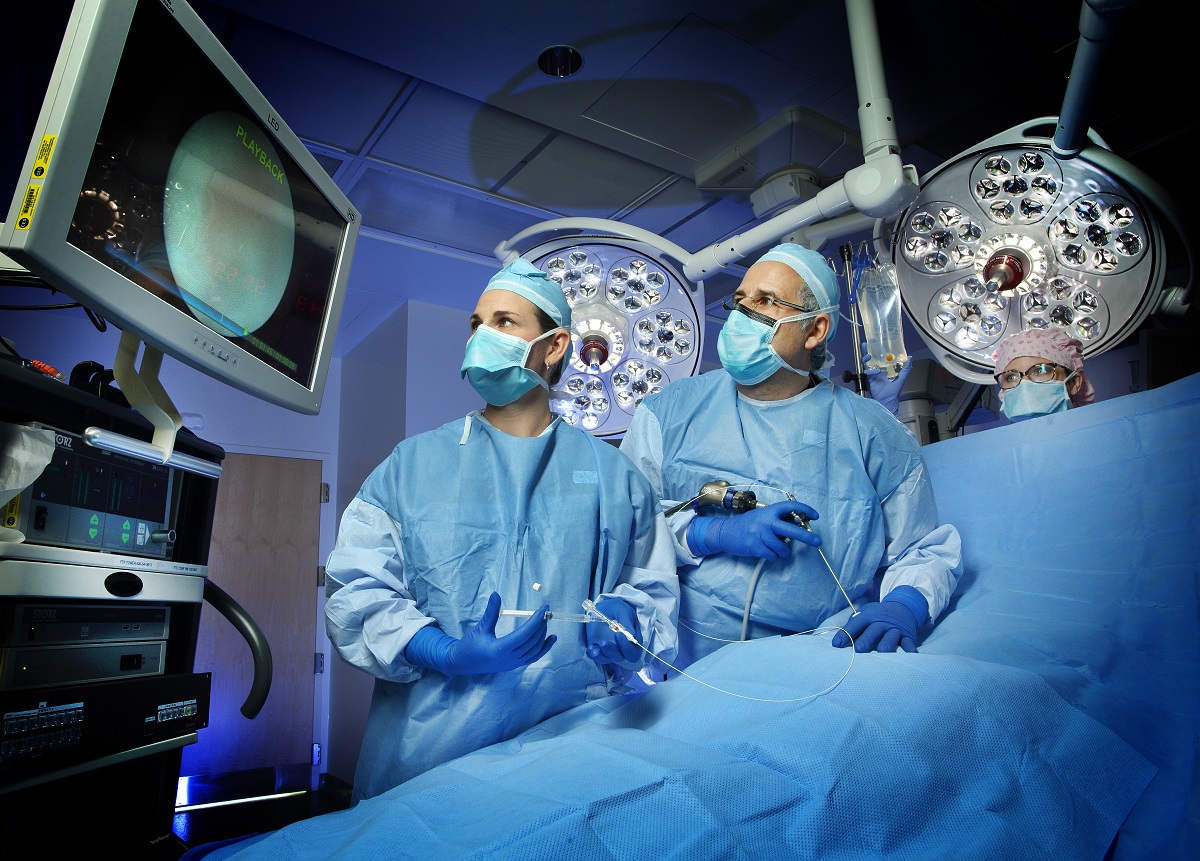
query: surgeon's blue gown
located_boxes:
[325,413,679,801]
[620,371,961,668]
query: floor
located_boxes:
[169,770,353,856]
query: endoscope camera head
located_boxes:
[692,479,757,513]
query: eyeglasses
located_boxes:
[993,361,1069,389]
[721,294,811,315]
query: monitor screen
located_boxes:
[0,0,360,414]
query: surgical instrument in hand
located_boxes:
[664,479,761,516]
[500,609,597,624]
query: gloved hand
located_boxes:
[585,598,642,667]
[862,342,911,417]
[831,585,929,653]
[686,500,820,560]
[404,592,556,675]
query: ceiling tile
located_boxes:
[226,18,408,152]
[621,177,718,237]
[306,150,345,181]
[496,134,672,217]
[348,166,549,258]
[583,14,817,166]
[371,83,553,189]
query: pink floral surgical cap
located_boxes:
[991,328,1096,406]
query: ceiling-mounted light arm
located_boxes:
[1053,0,1142,158]
[788,211,878,254]
[845,0,900,162]
[683,157,917,282]
[1045,0,1191,311]
[978,117,1110,155]
[681,0,917,281]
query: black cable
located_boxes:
[0,278,64,292]
[0,303,83,310]
[82,306,108,332]
[1,280,108,330]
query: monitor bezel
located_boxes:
[0,0,361,415]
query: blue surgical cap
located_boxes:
[483,259,572,329]
[758,243,840,341]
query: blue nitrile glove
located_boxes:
[404,592,556,675]
[831,585,929,653]
[862,342,911,417]
[686,500,821,560]
[585,598,642,667]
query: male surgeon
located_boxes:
[620,243,961,668]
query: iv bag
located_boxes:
[857,263,907,379]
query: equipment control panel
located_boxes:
[4,428,177,560]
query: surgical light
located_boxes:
[881,0,1192,388]
[522,238,703,439]
[885,124,1187,385]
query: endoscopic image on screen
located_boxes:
[65,0,344,388]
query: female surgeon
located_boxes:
[991,328,1095,421]
[323,259,679,803]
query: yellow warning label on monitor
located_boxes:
[15,184,40,230]
[32,134,56,180]
[4,493,19,529]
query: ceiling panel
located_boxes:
[496,134,674,217]
[621,177,721,238]
[10,0,1190,369]
[583,13,818,166]
[307,150,346,181]
[370,83,553,190]
[225,16,409,152]
[348,166,550,258]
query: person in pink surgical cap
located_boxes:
[991,328,1096,422]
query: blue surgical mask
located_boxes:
[717,304,831,386]
[461,325,559,406]
[999,374,1074,421]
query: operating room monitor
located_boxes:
[0,0,360,414]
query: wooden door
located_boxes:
[180,453,321,780]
